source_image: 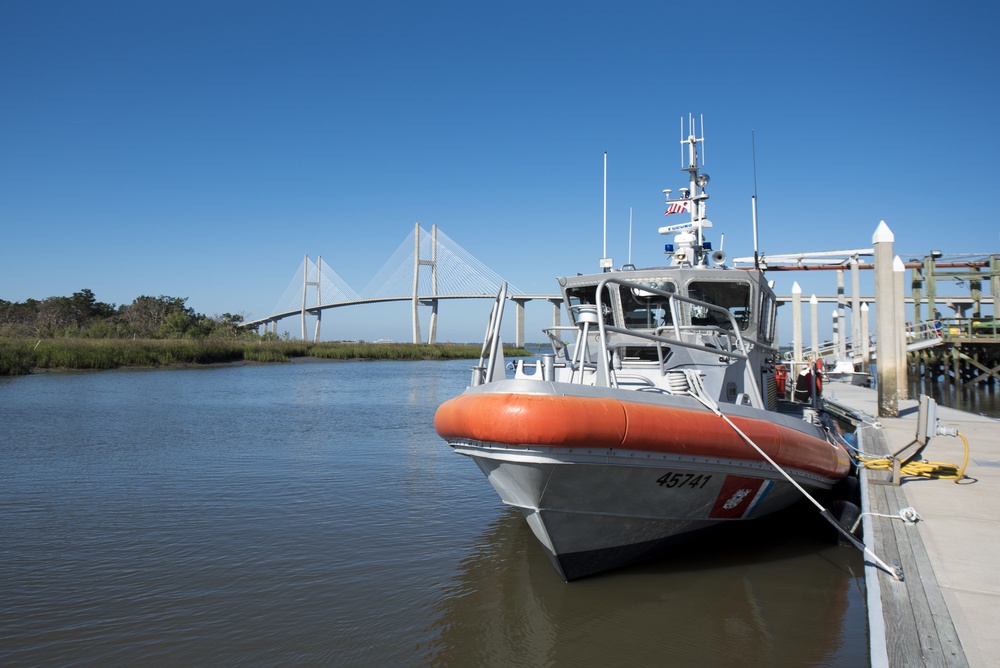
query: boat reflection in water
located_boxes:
[422,506,868,666]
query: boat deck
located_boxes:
[824,382,1000,667]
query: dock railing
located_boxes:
[940,316,999,341]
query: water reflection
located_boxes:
[909,377,1000,418]
[424,505,867,666]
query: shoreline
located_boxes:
[1,338,529,377]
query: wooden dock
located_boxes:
[824,382,1000,667]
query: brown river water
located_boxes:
[1,359,868,666]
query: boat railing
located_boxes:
[556,277,760,403]
[471,282,507,386]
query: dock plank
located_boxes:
[842,401,971,666]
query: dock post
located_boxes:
[874,221,899,417]
[991,256,1000,317]
[850,256,861,359]
[810,294,819,359]
[894,255,908,400]
[861,302,870,372]
[837,269,847,361]
[912,265,924,324]
[792,282,803,368]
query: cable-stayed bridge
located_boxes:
[244,224,561,346]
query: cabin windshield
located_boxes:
[566,285,615,325]
[621,281,676,329]
[687,281,752,331]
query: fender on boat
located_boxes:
[435,392,850,480]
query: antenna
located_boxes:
[628,207,633,264]
[751,129,760,270]
[599,152,613,271]
[679,116,684,167]
[700,114,706,164]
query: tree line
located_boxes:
[0,289,253,339]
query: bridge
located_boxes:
[244,223,561,347]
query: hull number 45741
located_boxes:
[656,472,712,489]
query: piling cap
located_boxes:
[872,220,894,244]
[893,255,905,272]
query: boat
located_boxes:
[434,118,854,581]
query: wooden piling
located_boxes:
[894,256,908,400]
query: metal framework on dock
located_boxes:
[773,246,1000,393]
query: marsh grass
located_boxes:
[0,339,527,376]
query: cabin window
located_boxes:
[621,281,676,329]
[687,281,752,331]
[566,285,615,325]
[759,290,776,341]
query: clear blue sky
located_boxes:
[2,1,998,343]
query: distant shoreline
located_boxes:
[0,338,530,377]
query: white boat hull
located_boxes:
[455,442,840,580]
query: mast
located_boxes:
[659,114,712,267]
[600,152,613,271]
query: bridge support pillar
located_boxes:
[512,298,526,348]
[412,223,439,345]
[428,299,438,344]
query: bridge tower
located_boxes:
[412,223,439,344]
[301,254,322,342]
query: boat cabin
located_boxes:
[558,266,777,351]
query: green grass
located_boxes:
[0,338,529,376]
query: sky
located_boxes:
[2,1,998,344]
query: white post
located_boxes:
[792,282,803,367]
[861,302,871,372]
[894,255,908,400]
[874,221,898,417]
[810,294,819,358]
[850,256,861,359]
[832,310,839,350]
[837,269,847,362]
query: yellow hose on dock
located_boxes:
[859,431,970,483]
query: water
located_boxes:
[908,377,1000,418]
[1,360,868,666]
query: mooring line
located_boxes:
[682,370,903,581]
